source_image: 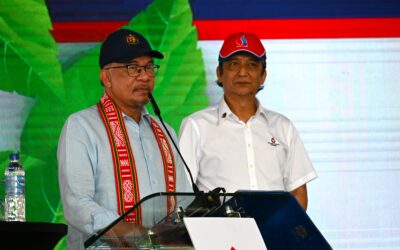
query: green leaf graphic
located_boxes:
[1,0,207,249]
[62,0,208,132]
[0,2,64,101]
[127,0,208,130]
[0,0,66,226]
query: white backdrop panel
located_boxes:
[198,38,400,249]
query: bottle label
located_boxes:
[5,176,25,195]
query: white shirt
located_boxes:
[179,98,317,193]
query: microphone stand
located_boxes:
[148,92,200,194]
[147,92,226,216]
[85,94,228,249]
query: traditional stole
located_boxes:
[97,92,176,223]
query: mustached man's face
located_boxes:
[217,53,266,99]
[100,55,155,111]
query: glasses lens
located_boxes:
[126,65,139,77]
[126,65,159,77]
[147,65,159,76]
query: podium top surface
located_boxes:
[0,221,67,250]
[0,221,67,232]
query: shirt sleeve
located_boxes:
[178,117,200,184]
[284,122,318,191]
[57,115,118,235]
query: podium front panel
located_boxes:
[84,191,331,250]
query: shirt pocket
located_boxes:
[261,140,289,180]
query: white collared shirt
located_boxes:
[179,98,317,193]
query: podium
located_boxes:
[0,221,67,250]
[85,191,331,250]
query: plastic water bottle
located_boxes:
[4,153,25,221]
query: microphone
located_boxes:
[147,92,200,194]
[84,93,223,248]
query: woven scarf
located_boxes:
[97,92,176,223]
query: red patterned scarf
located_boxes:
[97,92,176,223]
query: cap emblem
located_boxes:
[126,34,139,45]
[235,35,248,47]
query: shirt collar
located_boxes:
[217,98,233,125]
[121,107,150,122]
[255,99,269,121]
[217,97,269,125]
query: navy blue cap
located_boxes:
[99,29,164,68]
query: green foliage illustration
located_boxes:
[0,0,207,249]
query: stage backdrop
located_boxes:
[1,0,400,249]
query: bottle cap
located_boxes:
[9,153,19,161]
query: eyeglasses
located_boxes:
[105,64,160,77]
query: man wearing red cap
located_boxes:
[179,32,317,210]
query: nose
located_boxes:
[237,64,249,76]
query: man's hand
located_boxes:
[290,184,308,210]
[102,221,148,247]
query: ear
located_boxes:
[260,69,267,85]
[100,69,112,88]
[216,66,222,83]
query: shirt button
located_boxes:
[247,144,251,148]
[249,164,253,168]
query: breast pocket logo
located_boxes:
[268,136,280,146]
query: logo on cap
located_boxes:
[236,35,248,47]
[219,32,266,61]
[126,34,139,45]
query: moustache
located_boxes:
[132,87,150,93]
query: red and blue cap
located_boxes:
[218,32,266,62]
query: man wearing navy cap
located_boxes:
[58,29,191,250]
[179,32,317,210]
